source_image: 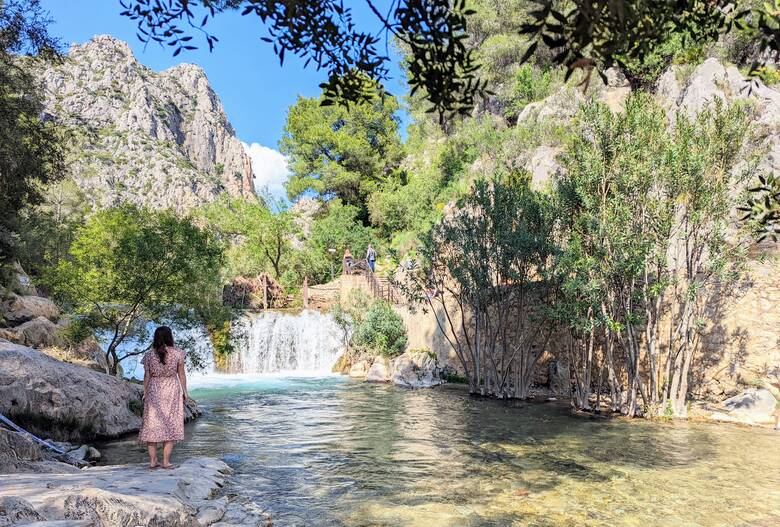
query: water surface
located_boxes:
[101,377,780,527]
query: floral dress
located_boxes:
[139,347,185,443]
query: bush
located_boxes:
[352,300,407,357]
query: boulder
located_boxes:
[39,337,109,373]
[1,295,60,325]
[517,88,585,125]
[391,350,442,389]
[348,359,371,379]
[0,496,46,526]
[67,445,101,463]
[331,352,352,375]
[658,58,780,127]
[0,457,266,527]
[0,341,201,442]
[5,261,38,296]
[599,86,631,113]
[0,429,80,476]
[710,388,778,426]
[526,145,563,190]
[0,340,143,441]
[365,356,392,383]
[1,316,61,349]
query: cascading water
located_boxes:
[223,310,345,375]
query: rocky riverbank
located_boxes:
[0,340,199,442]
[0,433,270,527]
[0,340,268,526]
[337,349,445,389]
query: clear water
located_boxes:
[101,377,780,527]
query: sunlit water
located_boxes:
[100,377,780,527]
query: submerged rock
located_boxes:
[365,356,392,383]
[0,457,269,526]
[391,350,442,389]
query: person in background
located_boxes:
[139,326,189,469]
[343,248,353,275]
[366,244,377,273]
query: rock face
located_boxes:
[33,35,255,211]
[0,457,270,526]
[0,340,143,440]
[365,356,392,383]
[391,350,442,389]
[659,58,780,126]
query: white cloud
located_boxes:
[241,142,290,200]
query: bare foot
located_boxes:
[161,464,174,469]
[149,462,159,469]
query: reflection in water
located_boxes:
[100,377,780,527]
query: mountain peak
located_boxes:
[37,36,256,211]
[71,35,135,59]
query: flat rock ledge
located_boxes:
[0,457,271,527]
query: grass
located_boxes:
[441,369,468,384]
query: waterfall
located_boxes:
[224,310,345,375]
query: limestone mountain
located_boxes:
[33,35,255,211]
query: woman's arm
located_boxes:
[142,368,149,399]
[177,355,188,402]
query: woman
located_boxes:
[139,326,189,469]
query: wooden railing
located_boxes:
[365,269,401,304]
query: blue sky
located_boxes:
[40,0,409,197]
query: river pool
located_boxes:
[100,376,780,527]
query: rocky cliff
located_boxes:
[403,59,780,403]
[33,35,255,211]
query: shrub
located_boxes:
[353,300,407,358]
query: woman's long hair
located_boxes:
[152,326,174,364]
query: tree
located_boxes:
[48,205,225,375]
[353,299,408,357]
[201,195,296,280]
[402,175,556,398]
[739,173,780,241]
[556,95,672,416]
[281,93,404,221]
[120,0,486,123]
[659,101,751,417]
[119,1,780,236]
[306,200,374,282]
[0,0,65,264]
[16,179,90,277]
[554,95,750,417]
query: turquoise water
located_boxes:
[101,376,780,527]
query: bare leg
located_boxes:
[162,441,174,468]
[147,442,158,468]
